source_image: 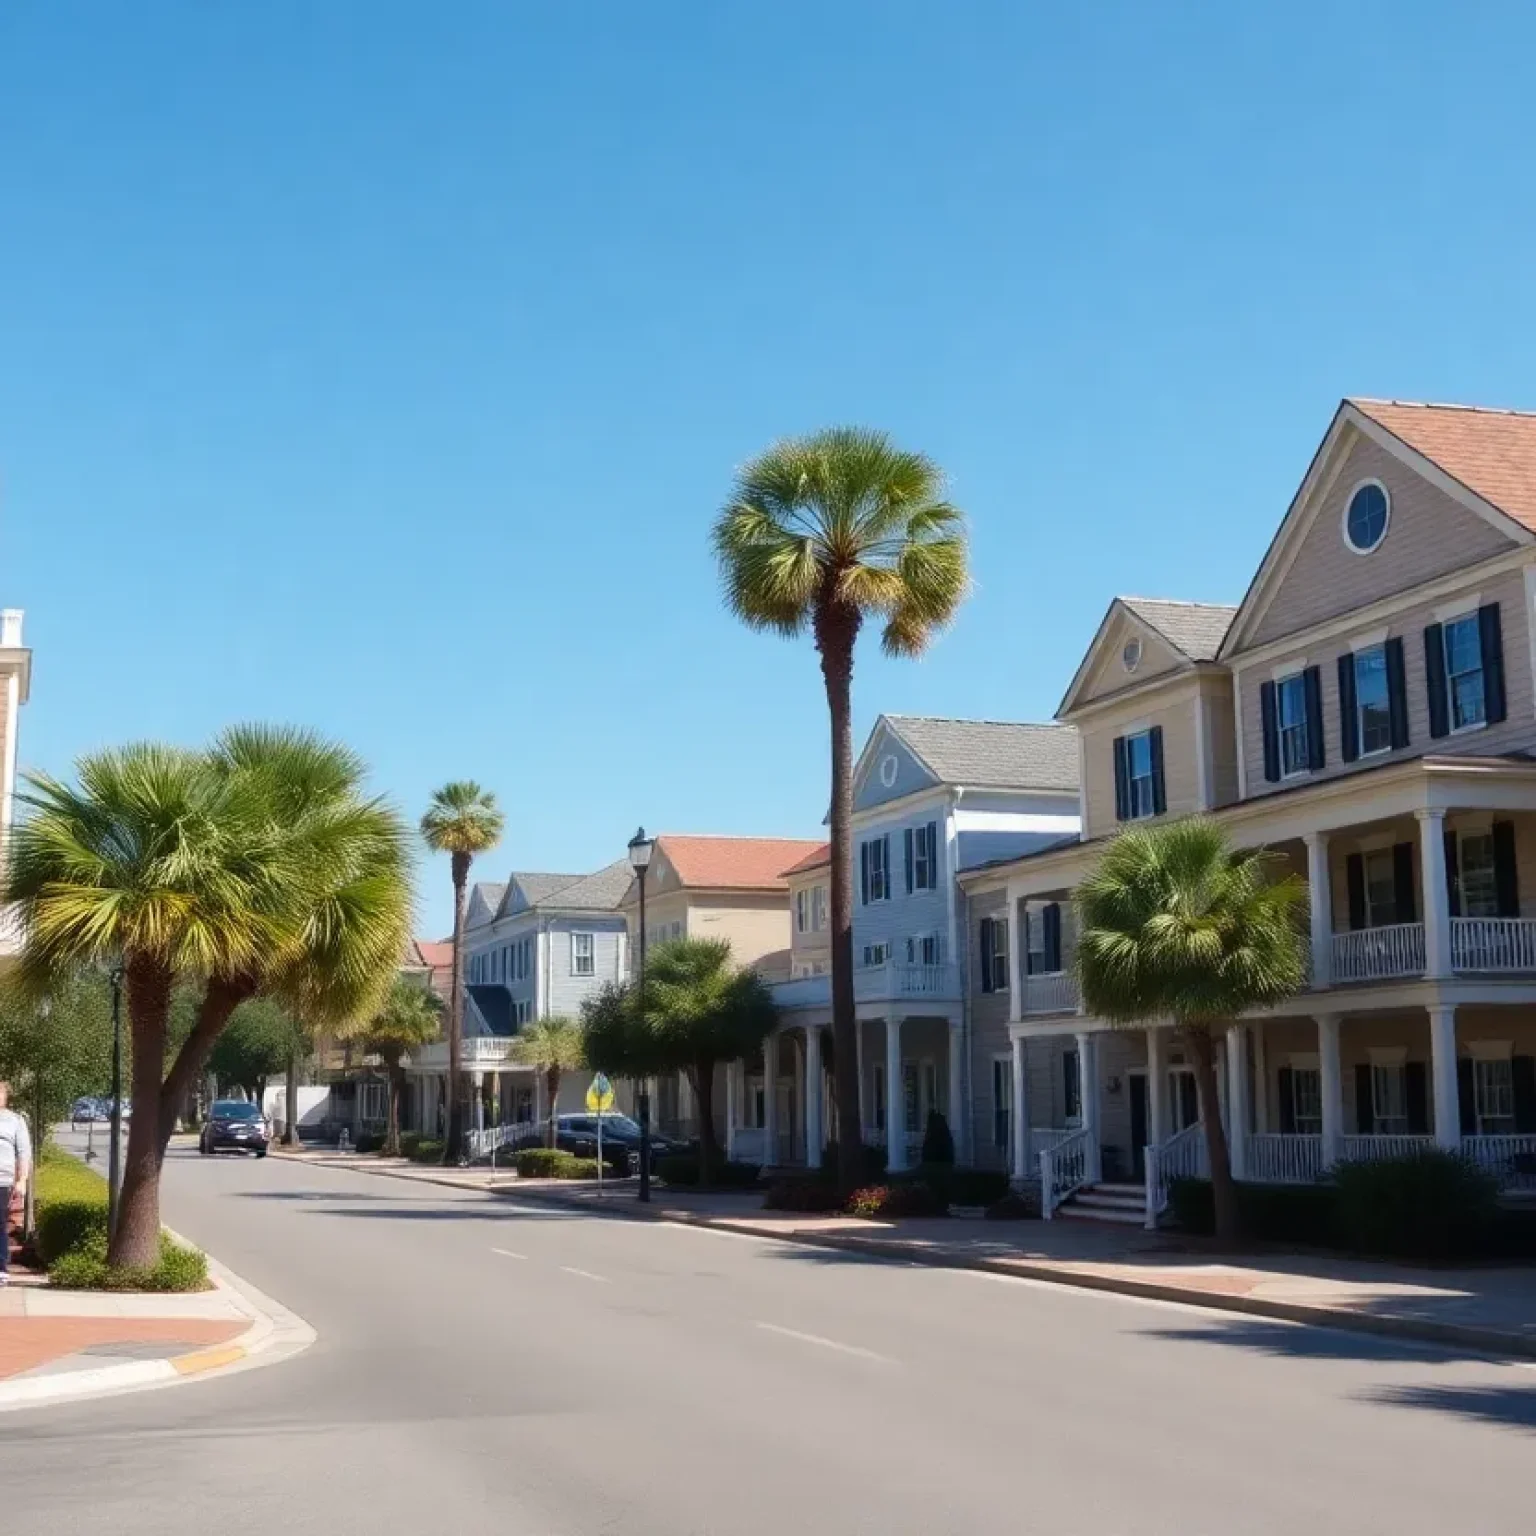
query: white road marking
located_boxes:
[754,1322,895,1364]
[560,1266,611,1283]
[490,1248,526,1261]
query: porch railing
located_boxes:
[1029,1126,1077,1159]
[1021,972,1079,1015]
[1340,1133,1434,1163]
[1246,1132,1324,1184]
[1464,1133,1536,1192]
[1039,1128,1092,1219]
[1143,1122,1207,1229]
[1331,923,1425,984]
[1451,917,1536,974]
[464,1123,521,1162]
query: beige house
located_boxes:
[963,398,1536,1224]
[0,609,31,966]
[783,843,831,979]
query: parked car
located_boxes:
[199,1100,271,1157]
[70,1097,103,1125]
[517,1113,687,1173]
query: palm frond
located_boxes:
[419,781,505,857]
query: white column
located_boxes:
[1417,808,1451,978]
[1429,1004,1461,1150]
[1252,1021,1269,1133]
[472,1071,485,1133]
[885,1017,905,1173]
[1075,1030,1101,1184]
[1227,1025,1250,1180]
[762,1032,779,1168]
[1305,831,1332,988]
[804,1028,823,1169]
[1007,894,1024,1021]
[726,1061,739,1160]
[1317,1014,1343,1166]
[947,1017,965,1158]
[1010,1033,1029,1181]
[1146,1026,1167,1148]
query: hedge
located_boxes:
[656,1156,761,1189]
[1168,1176,1337,1247]
[846,1181,948,1219]
[762,1179,845,1213]
[407,1138,445,1165]
[514,1148,602,1180]
[916,1165,1010,1207]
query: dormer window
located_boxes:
[1344,480,1390,554]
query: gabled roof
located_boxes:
[782,842,831,877]
[537,858,633,911]
[653,834,825,892]
[508,872,585,910]
[1118,598,1237,662]
[465,883,506,928]
[883,715,1080,793]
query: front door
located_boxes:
[1129,1072,1149,1180]
[1170,1068,1199,1131]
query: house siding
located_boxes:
[1250,431,1521,647]
[1200,672,1240,808]
[1075,610,1186,706]
[855,805,953,964]
[853,727,939,814]
[967,888,1011,1170]
[544,917,627,1018]
[1079,680,1201,840]
[787,867,832,976]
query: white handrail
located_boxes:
[464,1123,521,1161]
[1331,923,1424,983]
[1451,917,1536,973]
[1038,1128,1092,1219]
[1142,1122,1206,1229]
[1021,972,1079,1015]
[1339,1133,1433,1163]
[1246,1132,1324,1183]
[1463,1133,1536,1191]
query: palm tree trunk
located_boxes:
[692,1060,720,1185]
[546,1066,560,1148]
[445,850,470,1163]
[110,960,174,1270]
[816,597,863,1196]
[1187,1025,1240,1242]
[283,1047,300,1145]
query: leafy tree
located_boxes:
[1074,819,1307,1241]
[0,969,114,1152]
[359,980,442,1156]
[509,1016,585,1147]
[713,429,968,1192]
[583,938,777,1183]
[9,728,412,1267]
[207,999,306,1104]
[419,781,504,1164]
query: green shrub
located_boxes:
[984,1188,1040,1221]
[408,1138,445,1164]
[354,1129,387,1154]
[657,1156,760,1189]
[399,1132,424,1159]
[920,1111,955,1168]
[820,1141,887,1184]
[844,1181,948,1219]
[514,1148,602,1180]
[762,1179,845,1213]
[1333,1150,1499,1261]
[36,1198,109,1266]
[1168,1177,1338,1245]
[49,1231,208,1293]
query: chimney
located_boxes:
[0,611,22,648]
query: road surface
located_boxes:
[2,1143,1531,1534]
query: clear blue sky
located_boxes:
[4,3,1535,935]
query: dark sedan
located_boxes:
[199,1100,271,1157]
[518,1114,686,1173]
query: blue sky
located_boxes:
[4,3,1535,935]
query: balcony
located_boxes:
[1021,971,1079,1015]
[409,1036,518,1070]
[1450,917,1536,973]
[769,961,960,1012]
[1330,923,1425,984]
[1325,916,1536,986]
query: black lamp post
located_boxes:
[107,964,125,1240]
[627,825,654,1204]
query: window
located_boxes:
[862,835,891,903]
[1026,909,1047,976]
[905,821,938,892]
[1363,848,1400,928]
[1290,1067,1322,1135]
[812,885,827,931]
[670,921,682,940]
[513,999,531,1026]
[905,933,941,966]
[979,916,1009,993]
[1277,672,1310,777]
[1458,830,1500,918]
[796,889,809,934]
[1344,481,1390,554]
[1125,731,1157,819]
[861,942,890,968]
[1442,614,1487,731]
[1063,1048,1082,1124]
[992,1057,1013,1153]
[571,933,594,976]
[1122,637,1142,672]
[1353,646,1392,756]
[1370,1064,1409,1136]
[1474,1057,1516,1133]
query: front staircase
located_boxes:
[1053,1181,1146,1225]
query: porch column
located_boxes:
[885,1017,905,1173]
[1429,1004,1461,1150]
[804,1027,823,1170]
[725,1061,739,1160]
[762,1032,779,1168]
[1075,1030,1101,1184]
[472,1071,485,1133]
[1305,831,1332,987]
[1227,1025,1250,1180]
[1010,1033,1030,1181]
[1416,808,1451,978]
[1006,893,1024,1022]
[1146,1026,1167,1148]
[1252,1021,1270,1133]
[1317,1014,1343,1166]
[947,1016,966,1161]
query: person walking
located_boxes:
[0,1082,33,1285]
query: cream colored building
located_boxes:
[0,609,33,965]
[963,399,1536,1224]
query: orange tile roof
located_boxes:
[657,834,825,891]
[414,940,453,969]
[1351,399,1536,533]
[781,842,831,877]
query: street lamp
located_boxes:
[107,964,124,1241]
[627,825,654,1204]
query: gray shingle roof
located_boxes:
[884,716,1080,792]
[509,872,586,909]
[1120,598,1237,662]
[535,858,633,912]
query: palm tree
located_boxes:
[361,981,443,1156]
[713,429,967,1192]
[419,781,504,1163]
[9,730,412,1268]
[509,1016,585,1147]
[1074,818,1308,1242]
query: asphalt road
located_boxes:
[1,1144,1532,1535]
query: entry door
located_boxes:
[1129,1073,1149,1180]
[1169,1069,1199,1131]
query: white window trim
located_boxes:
[571,932,595,977]
[1275,669,1312,781]
[1353,644,1393,760]
[1434,594,1482,623]
[1440,609,1490,737]
[865,835,891,904]
[1124,728,1157,821]
[1341,477,1391,556]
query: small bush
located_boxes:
[985,1187,1041,1221]
[845,1181,948,1219]
[657,1156,760,1189]
[1168,1177,1338,1245]
[762,1179,845,1213]
[36,1198,109,1266]
[820,1141,887,1184]
[354,1129,387,1154]
[408,1138,445,1165]
[514,1148,601,1180]
[50,1231,208,1293]
[920,1111,955,1168]
[399,1132,424,1159]
[1334,1150,1499,1261]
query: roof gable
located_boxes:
[649,834,824,892]
[852,717,939,812]
[885,716,1080,793]
[464,883,506,930]
[1059,598,1233,716]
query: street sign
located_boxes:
[586,1073,615,1114]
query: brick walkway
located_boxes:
[0,1317,246,1380]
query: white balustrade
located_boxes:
[769,961,962,1010]
[1339,1134,1434,1164]
[1021,972,1079,1015]
[1029,1127,1076,1159]
[1451,917,1536,974]
[1142,1122,1207,1228]
[1038,1128,1092,1219]
[1245,1132,1324,1183]
[463,1123,521,1161]
[1463,1133,1536,1191]
[1330,923,1424,984]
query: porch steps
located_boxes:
[1058,1181,1145,1226]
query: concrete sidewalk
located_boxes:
[278,1144,1536,1358]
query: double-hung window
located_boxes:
[1354,646,1392,756]
[861,942,890,968]
[1443,614,1487,731]
[979,916,1010,993]
[795,890,809,934]
[1370,1063,1409,1136]
[862,835,891,904]
[1474,1057,1516,1133]
[905,934,941,966]
[1458,830,1500,918]
[992,1057,1013,1154]
[1026,910,1048,976]
[1125,731,1157,819]
[1363,848,1400,927]
[905,822,938,891]
[812,885,827,931]
[571,932,594,977]
[1277,672,1310,778]
[1290,1067,1323,1135]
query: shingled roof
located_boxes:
[1120,598,1238,662]
[656,835,826,892]
[536,858,633,911]
[884,716,1080,793]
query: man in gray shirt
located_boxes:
[0,1082,33,1284]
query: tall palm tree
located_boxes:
[360,980,443,1156]
[419,781,504,1163]
[509,1015,586,1148]
[713,429,968,1192]
[1074,818,1307,1241]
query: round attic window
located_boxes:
[878,754,899,788]
[1122,637,1143,673]
[1344,480,1390,554]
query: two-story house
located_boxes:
[748,715,1081,1173]
[962,398,1536,1224]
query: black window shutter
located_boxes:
[1512,1057,1536,1134]
[1392,841,1417,923]
[1149,726,1167,815]
[1260,680,1281,783]
[860,842,870,906]
[1424,623,1450,739]
[1043,903,1062,973]
[1456,1057,1476,1135]
[1112,736,1130,822]
[904,828,914,895]
[1479,603,1507,724]
[1346,853,1367,930]
[1304,666,1325,770]
[1277,1067,1296,1134]
[1405,1061,1430,1135]
[979,920,995,993]
[1386,637,1410,749]
[1337,654,1360,762]
[1354,1064,1374,1135]
[1445,828,1461,917]
[1493,819,1520,917]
